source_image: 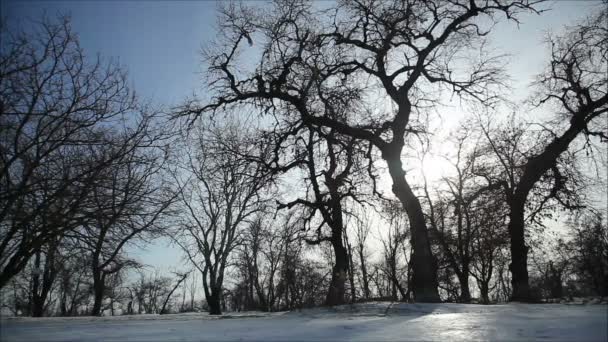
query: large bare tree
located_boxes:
[476,8,607,299]
[180,0,542,302]
[498,8,607,301]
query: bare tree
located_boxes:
[277,127,369,306]
[180,0,543,302]
[173,119,271,315]
[131,270,173,314]
[56,249,91,316]
[160,271,190,314]
[235,213,299,311]
[380,201,411,301]
[560,211,608,297]
[0,16,150,289]
[28,237,61,317]
[73,121,174,316]
[187,271,198,312]
[475,8,607,301]
[352,206,372,301]
[422,127,510,303]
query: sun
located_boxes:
[419,154,449,184]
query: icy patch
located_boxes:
[1,303,606,341]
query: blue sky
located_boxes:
[4,1,219,107]
[3,0,603,273]
[3,0,223,272]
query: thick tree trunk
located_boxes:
[60,289,68,316]
[31,248,57,317]
[325,241,349,306]
[91,273,105,316]
[384,153,440,303]
[31,296,45,317]
[508,202,530,302]
[480,282,490,304]
[506,117,588,302]
[206,290,222,315]
[457,272,471,303]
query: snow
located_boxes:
[1,302,606,341]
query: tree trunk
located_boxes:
[0,249,32,289]
[480,281,490,304]
[507,117,587,302]
[384,153,440,302]
[31,251,43,317]
[31,296,45,317]
[91,273,105,316]
[31,247,57,317]
[60,289,68,316]
[207,293,222,315]
[160,273,188,314]
[325,241,349,306]
[358,247,370,300]
[346,241,356,303]
[508,202,530,302]
[457,271,471,303]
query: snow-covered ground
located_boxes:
[1,302,606,341]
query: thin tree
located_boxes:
[277,128,368,306]
[173,119,270,315]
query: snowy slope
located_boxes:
[1,302,606,341]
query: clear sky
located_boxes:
[3,0,603,273]
[3,0,220,107]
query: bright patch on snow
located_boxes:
[1,302,606,341]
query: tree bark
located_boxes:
[91,272,105,316]
[507,115,595,302]
[325,241,349,306]
[384,152,440,302]
[508,201,530,302]
[31,247,58,317]
[480,282,490,304]
[457,271,471,303]
[207,293,222,315]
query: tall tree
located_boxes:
[500,8,607,301]
[277,128,368,306]
[352,206,372,301]
[181,0,542,302]
[173,119,271,315]
[0,16,150,289]
[422,127,509,302]
[78,121,174,316]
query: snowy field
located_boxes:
[1,302,606,341]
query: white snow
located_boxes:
[1,302,606,341]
